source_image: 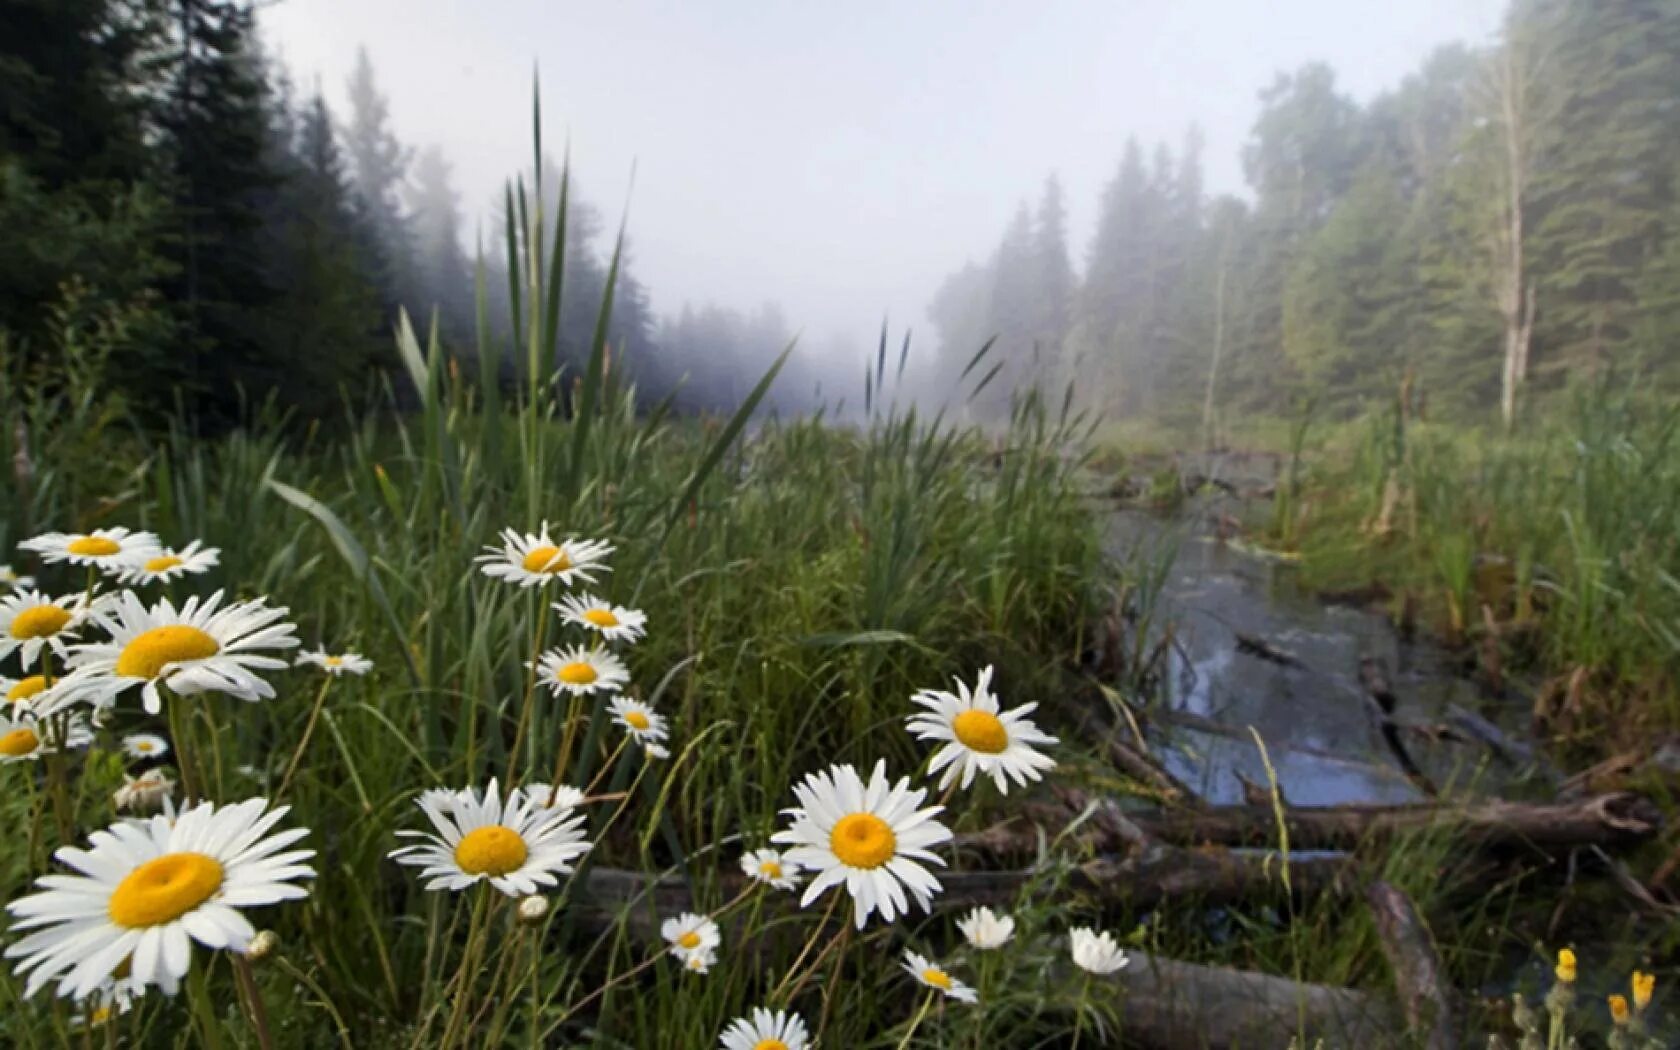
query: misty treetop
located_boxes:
[928,0,1680,433]
[0,1,804,426]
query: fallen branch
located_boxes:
[1102,950,1398,1049]
[1131,793,1662,853]
[1367,881,1456,1049]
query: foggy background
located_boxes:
[260,1,1504,364]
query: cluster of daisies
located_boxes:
[2,520,1135,1044]
[0,526,374,1022]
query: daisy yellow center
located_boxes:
[759,861,783,878]
[753,1042,789,1050]
[0,727,40,756]
[624,709,650,730]
[68,536,121,557]
[324,656,343,667]
[830,812,896,869]
[557,661,598,685]
[143,555,183,573]
[921,968,953,990]
[107,852,224,928]
[7,676,48,703]
[90,1004,113,1026]
[952,709,1009,754]
[678,931,702,949]
[583,608,620,628]
[454,825,528,876]
[521,545,571,574]
[115,625,220,679]
[10,604,70,640]
[135,741,155,753]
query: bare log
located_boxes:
[1367,881,1456,1049]
[1132,793,1661,853]
[1104,950,1398,1049]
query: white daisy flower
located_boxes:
[294,650,373,677]
[67,973,142,1029]
[121,733,170,762]
[905,665,1058,795]
[902,950,978,1003]
[740,848,801,891]
[661,912,721,963]
[59,590,299,715]
[19,527,160,572]
[1069,926,1130,975]
[553,593,648,644]
[683,946,717,974]
[0,709,92,763]
[3,673,60,710]
[476,524,613,588]
[112,769,176,813]
[115,541,219,586]
[533,644,629,698]
[771,759,952,929]
[4,797,315,998]
[519,782,586,812]
[389,778,591,898]
[719,1008,811,1050]
[0,565,34,591]
[956,906,1015,950]
[0,589,91,669]
[606,696,668,748]
[642,742,671,761]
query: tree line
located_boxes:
[0,0,804,426]
[926,0,1680,434]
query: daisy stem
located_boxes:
[274,676,335,801]
[506,598,552,789]
[549,690,585,785]
[548,948,663,1033]
[231,953,276,1050]
[166,693,199,802]
[437,887,496,1050]
[770,891,842,1003]
[187,956,226,1050]
[894,991,937,1050]
[580,736,628,796]
[814,920,853,1039]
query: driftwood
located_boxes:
[1235,630,1305,668]
[1131,793,1661,853]
[957,793,1662,860]
[1102,950,1398,1048]
[1367,881,1456,1050]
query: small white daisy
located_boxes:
[59,590,299,715]
[1069,927,1130,975]
[115,541,219,586]
[67,973,144,1029]
[740,848,801,891]
[4,797,315,998]
[771,759,952,929]
[683,946,717,974]
[956,906,1015,950]
[661,912,721,963]
[0,589,91,669]
[0,709,92,763]
[19,527,160,572]
[121,733,170,762]
[294,650,373,677]
[902,950,978,1003]
[533,644,629,698]
[389,778,591,898]
[476,524,613,588]
[905,665,1057,795]
[719,1008,811,1050]
[0,565,35,591]
[642,742,671,761]
[553,593,648,644]
[606,696,668,748]
[3,673,60,711]
[519,782,586,812]
[112,769,176,813]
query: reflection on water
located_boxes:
[1108,509,1525,806]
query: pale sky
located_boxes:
[261,1,1505,360]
